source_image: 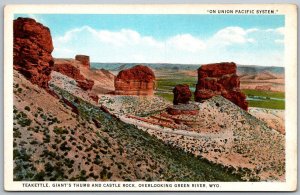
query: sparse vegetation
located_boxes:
[13,69,283,182]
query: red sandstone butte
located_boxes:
[194,62,248,110]
[114,65,155,95]
[173,84,192,105]
[75,55,90,68]
[13,17,54,90]
[53,61,94,91]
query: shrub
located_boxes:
[29,140,38,145]
[33,171,46,181]
[53,127,68,134]
[13,131,22,138]
[60,141,71,151]
[18,117,32,127]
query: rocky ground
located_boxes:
[99,95,172,117]
[13,70,241,181]
[54,58,115,94]
[248,108,285,134]
[102,94,285,181]
[49,71,98,104]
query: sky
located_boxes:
[15,14,285,66]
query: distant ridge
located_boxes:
[91,62,284,74]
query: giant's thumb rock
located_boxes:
[114,65,155,95]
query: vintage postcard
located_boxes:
[4,4,297,191]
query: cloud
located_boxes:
[166,34,206,52]
[53,26,205,62]
[52,25,284,66]
[212,26,254,45]
[265,27,285,35]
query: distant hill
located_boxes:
[237,65,284,75]
[91,62,284,75]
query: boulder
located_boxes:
[114,65,155,95]
[13,17,54,90]
[173,84,192,105]
[75,55,90,68]
[195,62,248,110]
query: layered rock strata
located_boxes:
[114,65,155,95]
[13,17,54,90]
[53,61,94,91]
[166,104,199,116]
[194,62,248,110]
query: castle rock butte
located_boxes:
[194,62,248,110]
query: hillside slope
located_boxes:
[13,70,241,181]
[100,95,285,181]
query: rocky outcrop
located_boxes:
[53,61,94,91]
[166,107,199,115]
[75,55,90,68]
[77,80,94,91]
[13,17,54,90]
[114,65,155,95]
[89,94,99,103]
[194,62,248,110]
[173,84,192,105]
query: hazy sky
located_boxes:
[15,14,285,66]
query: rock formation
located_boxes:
[75,55,90,68]
[194,62,248,110]
[53,61,94,91]
[114,65,155,95]
[173,84,192,105]
[166,105,199,115]
[89,94,99,103]
[13,17,54,90]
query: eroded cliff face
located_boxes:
[114,65,155,95]
[194,62,248,110]
[13,17,54,90]
[53,60,94,91]
[75,55,90,68]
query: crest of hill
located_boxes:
[239,70,282,80]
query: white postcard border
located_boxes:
[4,4,298,191]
